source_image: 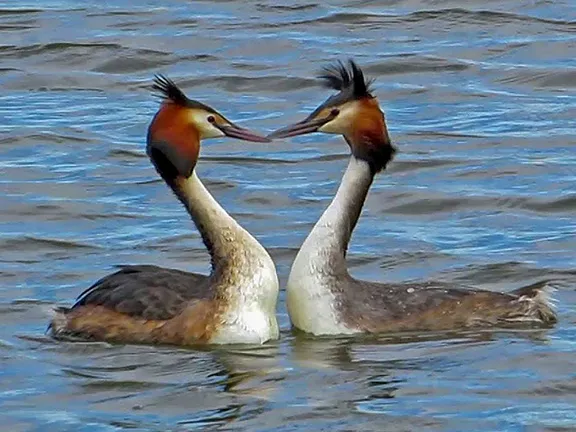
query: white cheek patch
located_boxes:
[318,104,357,134]
[187,111,225,139]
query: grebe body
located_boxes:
[50,76,279,345]
[269,60,556,336]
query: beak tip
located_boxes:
[249,133,272,143]
[264,117,325,139]
[266,131,281,139]
[221,125,272,143]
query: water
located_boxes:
[1,0,575,430]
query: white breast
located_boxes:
[211,305,279,344]
[286,246,356,336]
[211,251,280,344]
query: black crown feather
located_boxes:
[318,59,374,99]
[151,75,217,113]
[152,75,189,106]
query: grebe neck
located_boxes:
[285,155,373,334]
[178,171,265,270]
[175,169,279,343]
[296,156,373,278]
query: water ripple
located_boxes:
[1,0,575,431]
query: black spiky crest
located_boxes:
[152,75,189,105]
[318,59,374,101]
[151,75,217,113]
[315,60,395,175]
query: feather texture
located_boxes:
[318,59,374,98]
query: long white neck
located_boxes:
[295,156,373,277]
[286,156,374,335]
[178,171,278,305]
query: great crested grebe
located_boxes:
[49,76,279,345]
[269,60,557,336]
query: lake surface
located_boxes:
[1,0,575,430]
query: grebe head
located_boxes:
[147,75,269,181]
[269,59,396,173]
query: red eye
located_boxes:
[330,108,340,116]
[207,115,216,123]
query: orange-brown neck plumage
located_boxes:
[345,99,395,175]
[148,103,201,170]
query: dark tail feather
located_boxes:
[512,280,557,325]
[46,306,71,335]
[511,280,550,297]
